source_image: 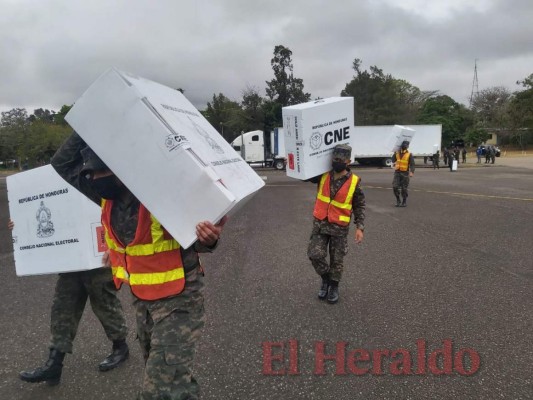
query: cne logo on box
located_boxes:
[323,126,350,146]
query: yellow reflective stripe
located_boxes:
[129,267,184,286]
[316,173,330,203]
[331,200,352,209]
[150,214,164,245]
[102,201,180,261]
[101,199,126,254]
[345,176,359,205]
[126,214,180,256]
[317,193,330,203]
[105,230,125,253]
[112,266,129,281]
[339,215,351,222]
[126,240,180,256]
[330,175,358,209]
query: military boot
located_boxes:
[327,282,340,304]
[20,348,65,386]
[99,339,129,372]
[400,197,407,207]
[318,275,329,300]
[395,196,401,207]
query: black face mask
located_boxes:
[91,175,123,200]
[332,161,347,173]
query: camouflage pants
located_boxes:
[392,171,410,199]
[135,268,206,400]
[50,267,128,353]
[307,231,348,282]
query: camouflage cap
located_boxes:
[332,144,352,160]
[401,140,410,147]
[80,146,109,177]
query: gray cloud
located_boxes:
[0,0,531,115]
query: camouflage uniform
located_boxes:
[50,268,127,354]
[52,132,215,400]
[135,269,205,400]
[392,150,415,202]
[454,149,460,164]
[307,170,365,282]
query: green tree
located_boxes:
[261,100,281,138]
[54,104,73,125]
[416,95,473,146]
[24,121,71,166]
[464,125,490,147]
[1,106,75,169]
[240,85,265,132]
[393,79,438,123]
[28,108,56,123]
[0,108,30,168]
[202,93,243,142]
[341,59,433,125]
[265,45,311,125]
[471,86,511,128]
[505,74,533,149]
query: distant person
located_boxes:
[449,152,455,172]
[454,148,460,165]
[490,147,496,164]
[462,148,467,163]
[432,151,440,170]
[476,147,482,163]
[485,147,491,163]
[307,144,365,304]
[7,220,129,386]
[392,140,415,207]
[443,148,449,166]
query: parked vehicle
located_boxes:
[231,128,287,169]
[352,125,442,167]
[270,127,287,170]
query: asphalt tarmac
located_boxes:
[0,161,531,400]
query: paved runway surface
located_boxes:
[0,161,531,400]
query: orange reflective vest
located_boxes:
[313,172,359,226]
[395,151,411,172]
[101,199,185,301]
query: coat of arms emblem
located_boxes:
[36,201,55,238]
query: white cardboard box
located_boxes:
[282,97,354,180]
[66,68,265,249]
[7,165,106,276]
[389,125,416,153]
[451,160,458,171]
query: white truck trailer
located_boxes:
[352,125,442,167]
[231,128,286,169]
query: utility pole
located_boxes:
[469,59,479,108]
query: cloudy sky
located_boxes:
[1,0,531,115]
